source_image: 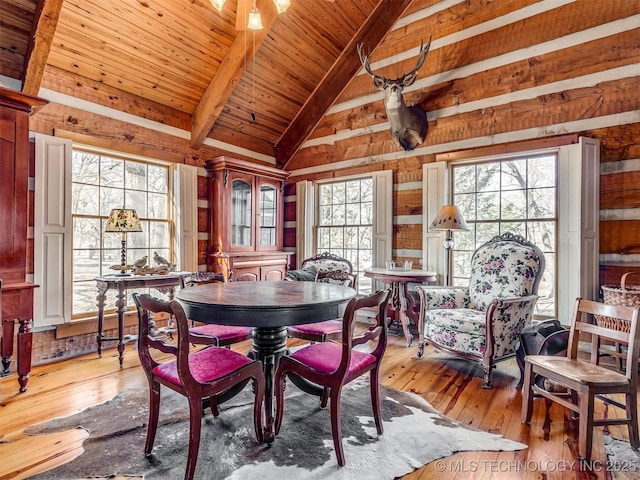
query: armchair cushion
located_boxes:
[425,308,486,356]
[426,308,486,336]
[423,297,539,358]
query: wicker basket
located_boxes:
[597,272,640,332]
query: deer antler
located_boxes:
[357,43,384,84]
[400,36,432,83]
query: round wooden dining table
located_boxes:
[176,280,356,443]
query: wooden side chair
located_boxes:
[286,269,357,343]
[275,289,390,466]
[180,272,253,348]
[132,293,265,480]
[522,298,640,460]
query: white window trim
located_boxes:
[33,134,197,326]
[423,137,600,323]
[173,164,198,272]
[295,180,314,269]
[34,133,73,328]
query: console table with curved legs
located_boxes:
[364,268,437,347]
[95,272,189,368]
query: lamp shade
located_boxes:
[210,0,225,11]
[247,4,263,29]
[273,0,291,13]
[105,208,142,233]
[430,205,469,231]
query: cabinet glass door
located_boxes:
[260,185,277,247]
[231,179,252,247]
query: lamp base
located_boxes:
[443,230,454,286]
[116,242,129,276]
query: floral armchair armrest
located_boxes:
[416,285,471,310]
[485,294,539,361]
[415,286,471,357]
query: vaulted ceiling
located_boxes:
[1,0,419,167]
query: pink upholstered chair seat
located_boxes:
[189,324,252,344]
[288,320,342,337]
[290,341,376,375]
[180,273,252,348]
[153,346,253,386]
[286,253,356,345]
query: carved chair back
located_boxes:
[468,232,545,310]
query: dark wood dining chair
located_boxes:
[180,272,253,348]
[132,293,266,480]
[286,269,357,343]
[522,298,640,460]
[275,289,390,466]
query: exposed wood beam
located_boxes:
[190,0,276,149]
[235,0,250,31]
[276,0,413,170]
[22,0,63,96]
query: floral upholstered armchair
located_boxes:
[416,232,545,388]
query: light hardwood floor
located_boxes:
[0,331,631,480]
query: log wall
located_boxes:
[25,0,640,294]
[282,0,640,291]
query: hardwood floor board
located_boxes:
[437,372,486,424]
[0,334,630,480]
[0,430,88,480]
[383,357,429,392]
[463,450,499,480]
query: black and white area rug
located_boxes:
[25,380,526,480]
[604,436,640,480]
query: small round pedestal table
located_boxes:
[364,268,437,347]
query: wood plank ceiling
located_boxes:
[0,0,417,166]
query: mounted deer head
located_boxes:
[358,38,431,151]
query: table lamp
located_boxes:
[105,208,142,275]
[430,205,469,285]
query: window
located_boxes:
[296,171,392,295]
[317,177,374,291]
[450,154,557,317]
[260,185,277,246]
[71,150,171,316]
[231,179,252,247]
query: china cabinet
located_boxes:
[0,86,47,394]
[205,156,290,281]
